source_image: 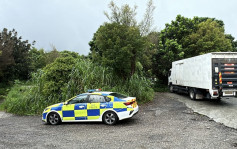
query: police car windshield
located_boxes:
[109,93,127,99]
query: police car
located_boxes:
[42,89,139,125]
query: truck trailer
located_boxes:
[168,52,237,100]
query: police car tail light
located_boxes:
[124,101,134,106]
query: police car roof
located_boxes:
[93,91,113,95]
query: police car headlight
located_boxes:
[44,108,50,112]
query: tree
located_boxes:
[183,19,232,57]
[89,23,145,79]
[0,28,34,82]
[154,15,234,84]
[0,28,15,78]
[225,34,237,52]
[60,50,80,59]
[104,1,137,27]
[45,46,60,65]
[141,31,160,77]
[139,0,156,36]
[104,0,155,36]
[89,0,156,79]
[28,48,47,72]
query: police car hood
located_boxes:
[47,102,64,108]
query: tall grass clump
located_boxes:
[2,57,154,115]
[0,81,35,115]
[65,58,114,99]
[111,74,154,103]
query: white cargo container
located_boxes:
[168,52,237,100]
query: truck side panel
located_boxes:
[171,53,212,90]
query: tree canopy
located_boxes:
[104,0,155,36]
[89,23,145,79]
[0,28,34,82]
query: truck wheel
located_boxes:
[169,85,174,93]
[215,97,221,102]
[189,89,196,100]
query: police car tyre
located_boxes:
[103,111,118,125]
[47,112,61,125]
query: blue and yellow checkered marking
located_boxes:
[42,113,47,119]
[63,111,74,117]
[42,95,133,121]
[87,109,100,116]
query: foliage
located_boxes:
[225,34,237,52]
[65,59,113,99]
[2,58,154,115]
[60,50,80,58]
[111,74,154,103]
[104,1,137,27]
[0,28,34,82]
[45,48,60,65]
[41,56,76,98]
[0,82,34,115]
[104,0,155,36]
[28,48,47,72]
[28,48,80,73]
[141,31,160,77]
[94,0,156,78]
[154,15,235,84]
[183,19,232,57]
[89,23,145,79]
[139,0,156,36]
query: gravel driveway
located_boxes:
[0,92,237,149]
[169,92,237,129]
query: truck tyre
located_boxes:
[169,85,174,93]
[215,97,221,102]
[189,89,196,100]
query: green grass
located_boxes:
[0,83,12,111]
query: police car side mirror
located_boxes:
[64,101,68,105]
[105,97,111,102]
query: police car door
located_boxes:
[62,95,88,121]
[87,95,107,120]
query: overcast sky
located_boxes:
[0,0,236,55]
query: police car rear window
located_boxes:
[109,93,127,99]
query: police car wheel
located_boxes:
[47,112,61,125]
[103,111,118,125]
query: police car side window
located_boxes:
[89,95,106,103]
[68,95,88,104]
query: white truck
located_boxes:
[168,52,237,100]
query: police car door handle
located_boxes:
[101,105,106,107]
[79,106,84,108]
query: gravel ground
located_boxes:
[0,92,237,149]
[169,92,237,129]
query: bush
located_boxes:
[2,57,154,115]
